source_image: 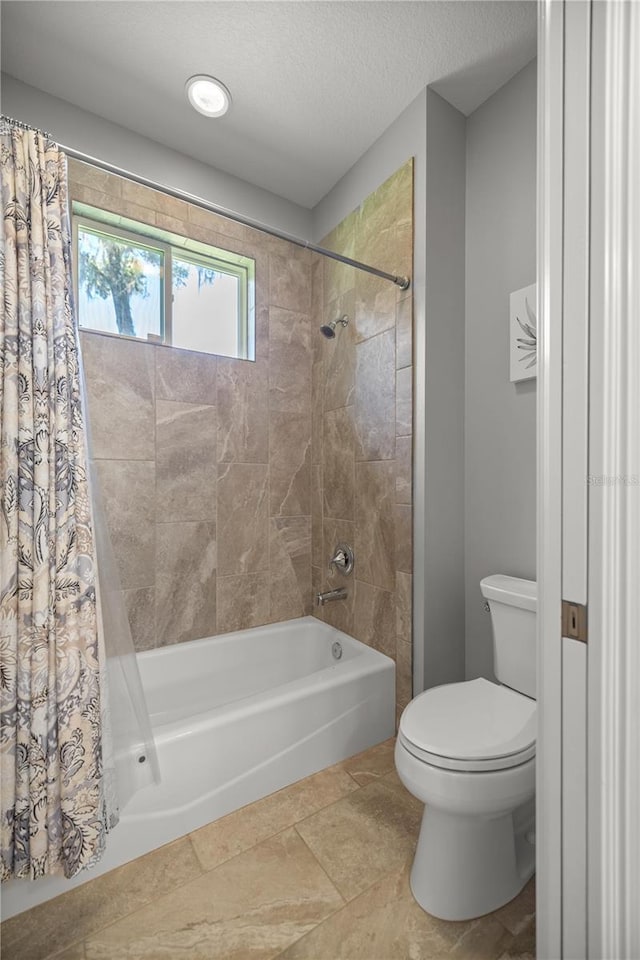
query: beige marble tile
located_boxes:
[355,461,395,590]
[123,586,156,652]
[81,332,155,461]
[450,917,513,959]
[396,639,413,714]
[310,255,324,334]
[155,210,189,237]
[396,571,412,644]
[311,463,323,569]
[493,878,536,937]
[96,460,155,590]
[184,222,241,251]
[357,168,401,236]
[396,364,412,438]
[340,739,396,786]
[79,180,160,227]
[498,918,536,959]
[277,864,454,960]
[269,308,312,414]
[216,572,270,634]
[354,329,396,462]
[270,253,311,313]
[357,211,396,271]
[271,517,311,567]
[294,778,422,902]
[217,463,268,574]
[395,157,414,209]
[50,943,87,960]
[395,217,414,280]
[322,290,356,412]
[396,435,412,505]
[354,276,397,344]
[121,180,189,223]
[311,564,322,611]
[353,213,398,344]
[156,400,217,522]
[84,829,343,960]
[190,764,359,872]
[322,214,357,306]
[0,837,201,960]
[155,346,217,405]
[187,202,248,242]
[396,296,413,370]
[255,300,270,360]
[353,581,395,658]
[269,517,311,622]
[71,183,138,221]
[311,360,324,464]
[155,522,216,644]
[217,357,269,463]
[322,406,355,520]
[69,158,120,196]
[269,412,311,517]
[395,704,405,733]
[395,503,413,574]
[383,766,410,792]
[266,235,312,263]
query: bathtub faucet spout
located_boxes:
[316,587,348,607]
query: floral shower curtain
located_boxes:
[0,119,115,880]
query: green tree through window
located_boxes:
[79,233,160,336]
[74,208,255,360]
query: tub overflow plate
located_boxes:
[332,641,343,661]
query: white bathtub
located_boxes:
[2,616,395,918]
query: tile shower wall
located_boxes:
[69,159,313,650]
[311,161,414,724]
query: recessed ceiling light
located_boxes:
[186,75,231,118]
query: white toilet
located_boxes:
[395,574,537,921]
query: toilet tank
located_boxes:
[480,575,537,699]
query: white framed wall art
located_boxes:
[510,283,537,382]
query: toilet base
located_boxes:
[409,800,535,921]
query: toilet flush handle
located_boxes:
[483,601,490,612]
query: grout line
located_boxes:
[43,939,87,960]
[59,842,210,956]
[343,769,365,789]
[185,762,366,878]
[291,824,350,904]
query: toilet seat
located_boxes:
[399,677,536,773]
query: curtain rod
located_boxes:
[60,144,411,291]
[0,113,50,137]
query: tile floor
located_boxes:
[0,739,535,960]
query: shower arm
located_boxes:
[57,141,411,291]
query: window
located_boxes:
[73,204,255,360]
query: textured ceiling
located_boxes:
[1,1,537,207]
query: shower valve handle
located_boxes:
[328,543,354,576]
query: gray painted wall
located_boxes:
[423,89,467,689]
[464,59,537,681]
[312,88,427,245]
[1,74,312,238]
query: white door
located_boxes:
[538,1,640,957]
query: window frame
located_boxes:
[72,207,254,360]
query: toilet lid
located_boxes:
[399,677,536,769]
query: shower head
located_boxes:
[320,315,349,339]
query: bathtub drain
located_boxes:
[332,641,343,660]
